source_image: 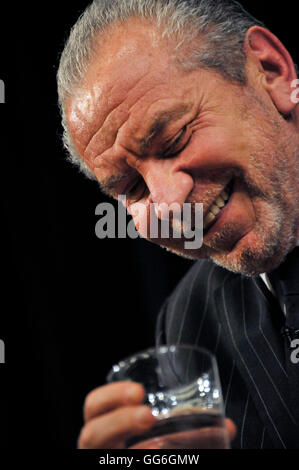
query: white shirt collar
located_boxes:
[260,273,287,315]
[260,241,299,316]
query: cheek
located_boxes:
[186,126,248,170]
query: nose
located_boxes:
[127,160,194,240]
[143,160,194,217]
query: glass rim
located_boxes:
[106,343,218,383]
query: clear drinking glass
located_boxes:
[106,344,229,449]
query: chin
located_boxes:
[151,197,298,275]
[155,237,209,261]
[207,226,295,277]
[161,222,296,278]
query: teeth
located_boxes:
[203,212,216,228]
[210,204,221,216]
[203,186,232,230]
[215,196,225,208]
[221,190,229,201]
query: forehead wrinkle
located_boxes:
[84,100,129,164]
[83,71,154,163]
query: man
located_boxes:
[57,0,299,448]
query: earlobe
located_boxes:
[245,26,297,115]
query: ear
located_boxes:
[245,26,297,115]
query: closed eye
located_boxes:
[163,126,189,158]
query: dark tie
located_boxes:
[268,247,299,344]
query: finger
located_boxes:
[225,419,237,441]
[78,405,156,449]
[84,382,145,422]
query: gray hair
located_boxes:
[57,0,265,180]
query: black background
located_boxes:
[0,0,298,450]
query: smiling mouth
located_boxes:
[203,179,234,233]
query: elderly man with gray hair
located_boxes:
[57,0,299,448]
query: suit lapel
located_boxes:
[215,272,299,448]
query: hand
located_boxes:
[78,382,156,449]
[78,381,236,449]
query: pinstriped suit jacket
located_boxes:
[155,259,299,449]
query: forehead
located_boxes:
[66,20,193,157]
